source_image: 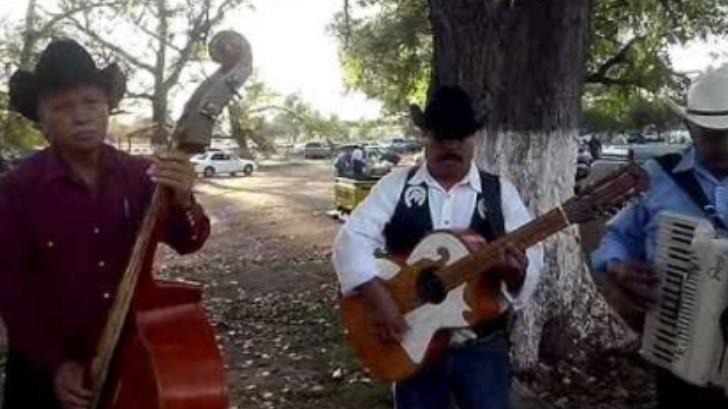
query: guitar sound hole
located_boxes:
[416,269,447,305]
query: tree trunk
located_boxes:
[20,0,39,69]
[429,0,628,370]
[228,103,254,159]
[247,128,277,156]
[151,0,169,146]
[152,91,169,145]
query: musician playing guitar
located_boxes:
[333,85,543,409]
[0,40,210,409]
[592,66,728,408]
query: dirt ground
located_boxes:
[160,160,391,409]
[0,159,658,408]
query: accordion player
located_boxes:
[641,211,728,394]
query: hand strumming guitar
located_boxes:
[490,244,529,292]
[467,236,529,293]
[359,278,409,343]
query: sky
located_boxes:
[0,0,383,121]
[1,0,727,121]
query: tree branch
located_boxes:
[343,0,351,46]
[128,18,182,52]
[126,91,155,100]
[65,15,156,73]
[40,1,123,36]
[162,0,246,90]
[585,75,644,87]
[586,35,645,84]
[658,0,681,29]
[248,104,306,122]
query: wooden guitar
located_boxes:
[340,162,649,382]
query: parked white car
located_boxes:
[191,151,257,178]
[379,137,410,153]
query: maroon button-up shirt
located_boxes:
[0,145,210,375]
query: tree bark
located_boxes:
[228,103,254,159]
[247,129,277,156]
[19,0,39,70]
[429,0,627,369]
[151,0,170,145]
[151,90,169,145]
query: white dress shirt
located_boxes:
[332,162,544,311]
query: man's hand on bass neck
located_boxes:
[54,361,91,409]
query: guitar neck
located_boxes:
[438,207,571,290]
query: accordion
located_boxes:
[641,212,728,392]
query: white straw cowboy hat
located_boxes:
[670,65,728,130]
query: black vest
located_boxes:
[383,167,505,256]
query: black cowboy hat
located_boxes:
[8,39,126,122]
[410,85,483,140]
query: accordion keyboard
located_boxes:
[644,215,700,364]
[641,212,728,391]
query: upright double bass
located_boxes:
[87,31,253,408]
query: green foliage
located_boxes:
[332,0,728,119]
[626,96,681,133]
[0,94,45,151]
[0,37,44,151]
[271,94,350,142]
[588,0,728,97]
[230,83,352,144]
[330,0,431,115]
[581,90,681,134]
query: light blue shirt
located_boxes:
[591,146,728,273]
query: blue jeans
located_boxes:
[394,332,512,409]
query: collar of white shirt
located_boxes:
[408,162,482,194]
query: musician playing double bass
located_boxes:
[332,85,543,409]
[592,66,728,408]
[0,40,210,409]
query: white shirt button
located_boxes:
[93,227,101,234]
[98,260,106,268]
[103,292,111,299]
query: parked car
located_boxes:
[191,151,257,178]
[290,143,306,156]
[379,137,410,153]
[292,141,331,159]
[404,139,422,153]
[366,146,401,165]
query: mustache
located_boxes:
[438,152,463,161]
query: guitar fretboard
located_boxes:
[436,208,570,291]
